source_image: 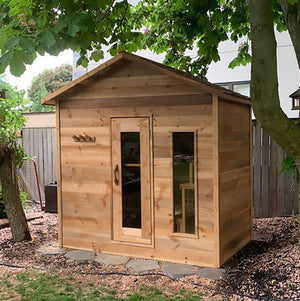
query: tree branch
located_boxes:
[280,0,300,68]
[248,0,300,160]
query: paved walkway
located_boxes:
[37,242,226,280]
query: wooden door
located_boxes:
[111,117,151,244]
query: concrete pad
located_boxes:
[126,259,160,273]
[65,249,95,261]
[37,241,66,255]
[161,263,194,279]
[197,267,226,280]
[95,253,130,266]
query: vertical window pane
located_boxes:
[121,132,141,228]
[173,132,195,234]
[233,83,250,97]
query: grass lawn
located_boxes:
[0,270,209,301]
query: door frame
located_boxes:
[110,116,154,246]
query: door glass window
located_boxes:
[121,132,141,228]
[173,132,195,234]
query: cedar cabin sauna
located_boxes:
[41,52,252,267]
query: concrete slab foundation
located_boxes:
[161,263,194,279]
[37,241,66,255]
[126,259,160,273]
[95,253,130,266]
[197,267,226,280]
[65,250,95,261]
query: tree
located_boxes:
[0,1,299,226]
[248,0,300,242]
[28,64,72,112]
[0,0,138,76]
[0,79,31,242]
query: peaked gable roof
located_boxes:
[41,51,251,106]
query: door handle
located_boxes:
[114,164,119,185]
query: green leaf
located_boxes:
[109,43,118,56]
[4,37,20,50]
[81,57,89,68]
[278,155,296,177]
[0,52,13,74]
[10,51,26,76]
[90,50,104,62]
[67,24,81,37]
[21,51,36,65]
[53,21,68,33]
[77,56,89,68]
[228,57,238,69]
[39,30,56,49]
[19,38,35,52]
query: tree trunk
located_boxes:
[280,0,300,246]
[248,0,300,242]
[248,0,300,158]
[280,0,300,69]
[0,150,31,242]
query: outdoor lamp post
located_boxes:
[290,87,300,110]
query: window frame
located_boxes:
[217,80,250,97]
[171,130,198,238]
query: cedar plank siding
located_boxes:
[218,99,252,265]
[42,52,252,267]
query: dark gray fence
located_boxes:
[252,121,298,217]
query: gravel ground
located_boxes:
[0,212,299,300]
[219,216,300,300]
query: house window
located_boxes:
[173,132,196,234]
[219,81,250,97]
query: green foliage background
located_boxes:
[0,78,29,219]
[27,64,72,112]
[0,78,28,168]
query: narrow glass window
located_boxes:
[121,132,141,228]
[233,83,250,97]
[173,132,195,234]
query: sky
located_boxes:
[5,49,73,92]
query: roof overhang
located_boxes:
[41,51,251,106]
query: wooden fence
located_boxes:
[20,124,298,217]
[252,121,298,217]
[21,127,56,202]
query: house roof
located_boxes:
[41,51,251,106]
[289,87,300,98]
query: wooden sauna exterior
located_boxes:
[42,52,252,267]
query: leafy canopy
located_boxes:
[0,0,293,77]
[0,79,29,167]
[28,64,72,112]
[0,0,139,76]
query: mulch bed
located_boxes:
[219,216,300,300]
[0,213,299,300]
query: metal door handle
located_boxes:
[114,164,119,185]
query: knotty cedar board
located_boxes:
[218,99,252,265]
